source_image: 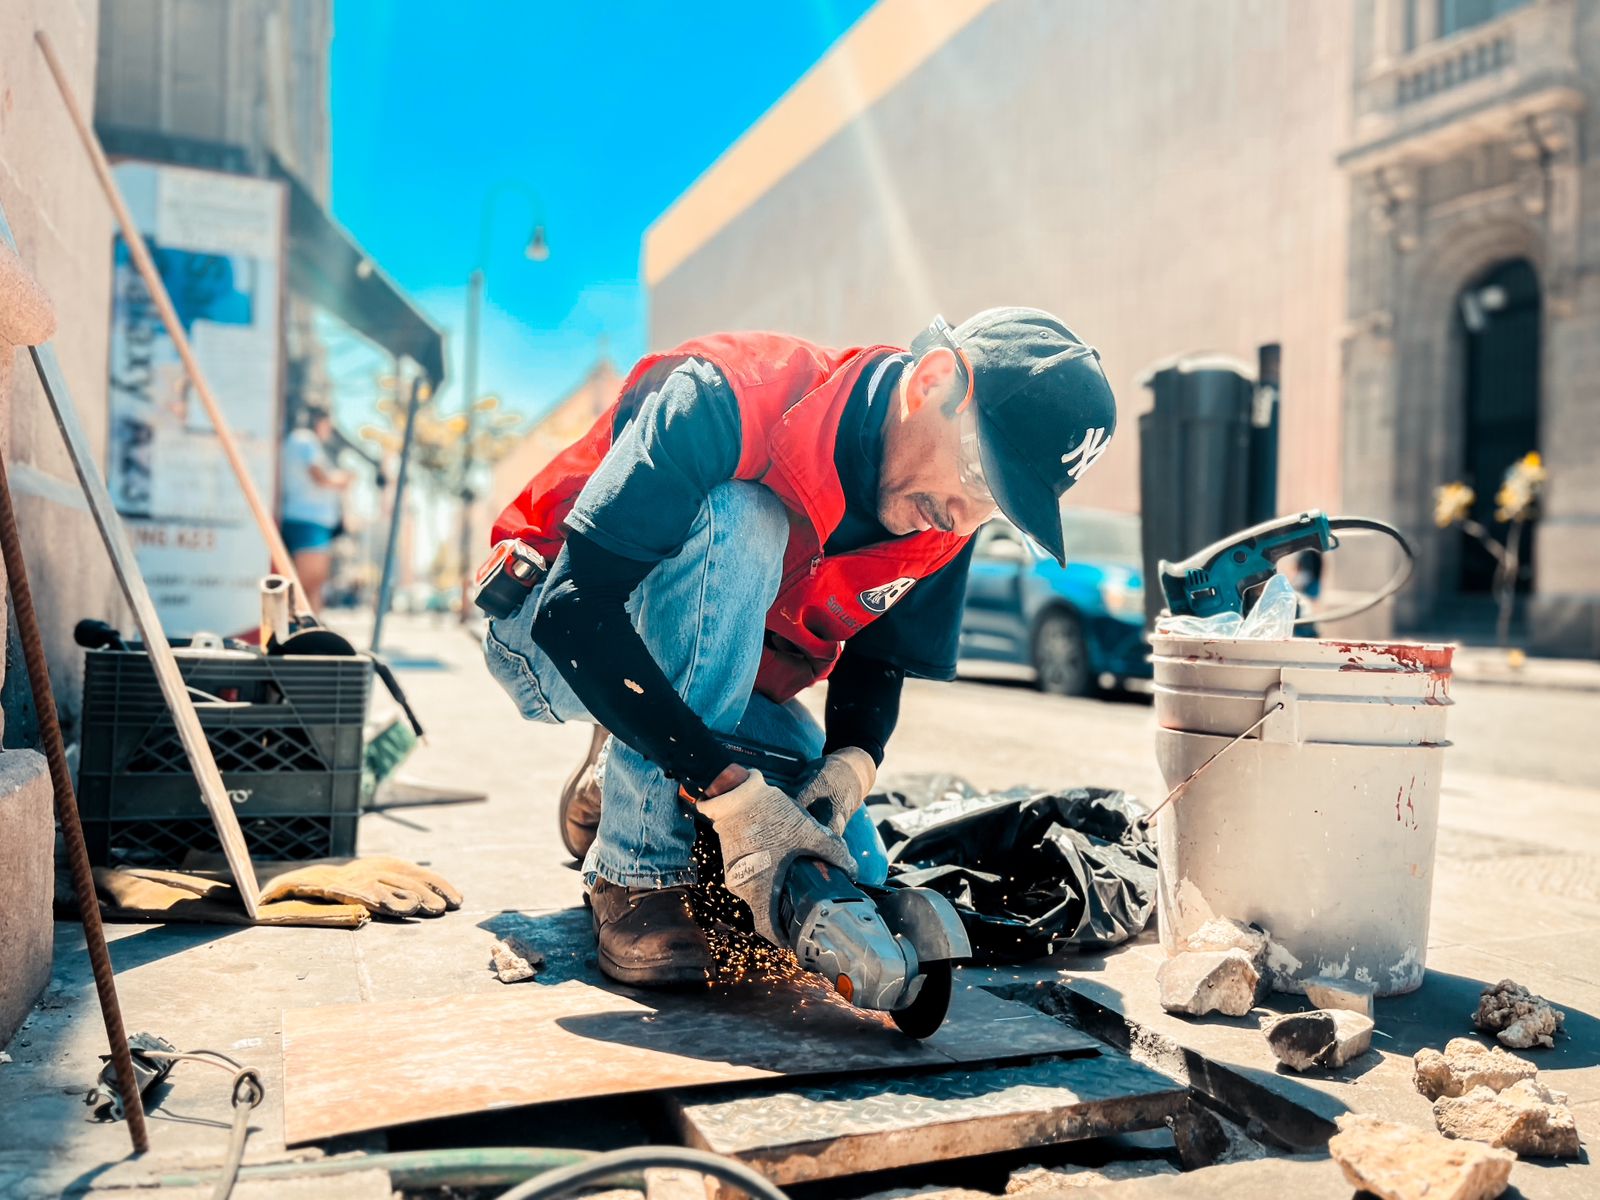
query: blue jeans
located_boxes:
[484,481,889,890]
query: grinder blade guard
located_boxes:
[717,737,971,1037]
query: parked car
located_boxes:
[959,508,1151,695]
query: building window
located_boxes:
[1438,0,1529,38]
[1404,0,1419,51]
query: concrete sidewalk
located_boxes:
[1448,645,1600,693]
[0,613,1594,1197]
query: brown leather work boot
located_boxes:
[558,725,609,861]
[591,878,713,987]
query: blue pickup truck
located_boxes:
[958,508,1151,695]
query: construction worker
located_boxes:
[483,308,1116,985]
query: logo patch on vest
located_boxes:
[860,577,916,614]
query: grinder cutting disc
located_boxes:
[891,961,953,1039]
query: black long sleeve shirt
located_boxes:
[529,354,975,790]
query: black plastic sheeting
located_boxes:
[871,776,1158,965]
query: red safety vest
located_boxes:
[492,332,971,701]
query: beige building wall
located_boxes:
[645,0,1355,521]
[2,1,124,718]
[0,0,113,1050]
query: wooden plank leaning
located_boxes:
[0,202,261,918]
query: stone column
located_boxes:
[0,239,60,1048]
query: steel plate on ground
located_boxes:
[672,1052,1187,1186]
[280,978,1099,1144]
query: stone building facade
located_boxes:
[643,0,1598,654]
[1340,0,1598,652]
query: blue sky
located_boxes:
[328,1,874,428]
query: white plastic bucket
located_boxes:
[1149,636,1453,996]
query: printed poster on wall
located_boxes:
[106,162,284,637]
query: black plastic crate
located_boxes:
[77,648,371,866]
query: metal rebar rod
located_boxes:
[372,374,423,654]
[0,448,148,1152]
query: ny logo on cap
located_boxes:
[1062,427,1109,480]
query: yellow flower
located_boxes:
[1495,453,1547,522]
[1434,482,1475,528]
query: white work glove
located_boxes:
[699,770,856,945]
[795,748,878,836]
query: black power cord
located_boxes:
[1295,517,1416,627]
[494,1146,790,1200]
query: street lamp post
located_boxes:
[457,182,547,620]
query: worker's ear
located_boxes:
[900,348,957,419]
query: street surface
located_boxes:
[0,615,1594,1197]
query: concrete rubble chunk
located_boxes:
[1329,1113,1515,1200]
[1183,917,1271,1000]
[1304,974,1377,1018]
[1473,979,1564,1049]
[1264,1009,1375,1071]
[1434,1079,1581,1159]
[1156,947,1259,1017]
[1183,917,1269,967]
[489,936,545,983]
[1414,1038,1538,1100]
[1004,1160,1180,1192]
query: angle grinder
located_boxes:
[714,735,971,1038]
[1158,510,1415,625]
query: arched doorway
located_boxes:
[1453,259,1540,597]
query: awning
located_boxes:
[95,126,447,386]
[275,157,447,385]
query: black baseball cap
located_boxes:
[915,307,1117,565]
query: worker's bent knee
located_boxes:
[483,612,562,723]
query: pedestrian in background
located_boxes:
[280,406,350,610]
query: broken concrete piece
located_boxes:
[1182,918,1271,1000]
[1414,1038,1538,1101]
[1183,918,1268,968]
[1264,1009,1374,1071]
[489,936,545,983]
[1304,974,1377,1018]
[1434,1079,1581,1159]
[1156,948,1259,1017]
[1004,1160,1179,1192]
[1473,979,1564,1049]
[1328,1113,1515,1200]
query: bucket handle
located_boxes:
[1137,699,1287,831]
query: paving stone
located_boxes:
[1433,1079,1582,1159]
[1414,1038,1539,1101]
[1156,949,1258,1017]
[1302,975,1376,1018]
[1263,1009,1374,1071]
[1328,1113,1515,1200]
[1473,978,1565,1049]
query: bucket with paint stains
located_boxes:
[1149,636,1454,996]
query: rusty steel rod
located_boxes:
[0,449,148,1152]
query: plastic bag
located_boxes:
[1154,572,1298,640]
[872,779,1157,965]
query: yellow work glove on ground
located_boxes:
[92,867,370,927]
[795,748,877,836]
[699,770,855,945]
[257,856,463,918]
